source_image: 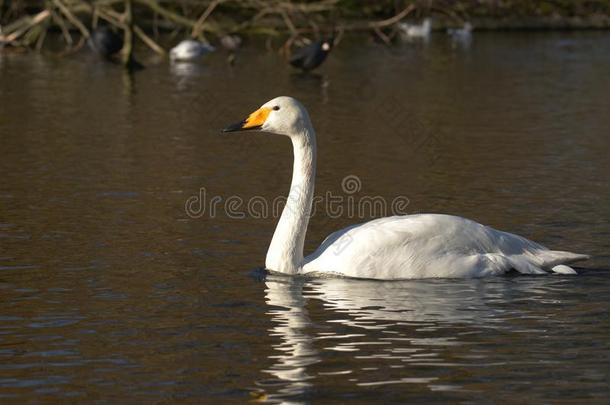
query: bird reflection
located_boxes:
[255,277,319,403]
[308,277,492,328]
[448,23,473,50]
[170,62,205,91]
[288,73,330,103]
[121,69,137,98]
[170,61,204,77]
[256,274,565,401]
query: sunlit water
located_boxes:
[1,32,609,402]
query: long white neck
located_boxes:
[265,126,316,275]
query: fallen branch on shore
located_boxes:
[0,0,421,66]
[2,0,609,69]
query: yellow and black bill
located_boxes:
[222,106,271,133]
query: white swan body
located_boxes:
[303,214,587,279]
[222,96,589,280]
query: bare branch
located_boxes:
[134,24,165,54]
[52,0,90,39]
[192,0,222,38]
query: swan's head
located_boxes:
[222,96,311,137]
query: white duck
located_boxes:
[170,39,215,62]
[398,18,432,39]
[222,97,589,279]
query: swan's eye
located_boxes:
[273,106,280,111]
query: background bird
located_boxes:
[448,22,473,39]
[289,38,333,72]
[89,27,123,59]
[170,39,215,62]
[398,18,432,40]
[220,35,242,52]
[220,34,242,66]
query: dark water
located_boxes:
[1,32,609,403]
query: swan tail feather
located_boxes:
[509,250,589,275]
[533,250,590,268]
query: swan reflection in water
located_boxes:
[170,62,206,91]
[255,274,574,402]
[254,277,320,402]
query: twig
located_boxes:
[2,10,51,42]
[192,0,221,38]
[52,0,90,39]
[334,26,344,45]
[35,21,48,51]
[152,11,159,38]
[343,3,416,30]
[51,9,73,47]
[121,0,135,68]
[279,10,298,36]
[95,9,124,28]
[373,27,391,45]
[430,4,464,24]
[307,19,320,38]
[136,0,196,29]
[134,24,165,54]
[23,23,43,46]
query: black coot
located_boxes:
[89,27,123,58]
[289,39,333,71]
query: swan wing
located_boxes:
[302,214,589,279]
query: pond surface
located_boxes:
[1,32,609,403]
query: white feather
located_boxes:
[303,214,588,279]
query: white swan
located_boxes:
[222,96,589,279]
